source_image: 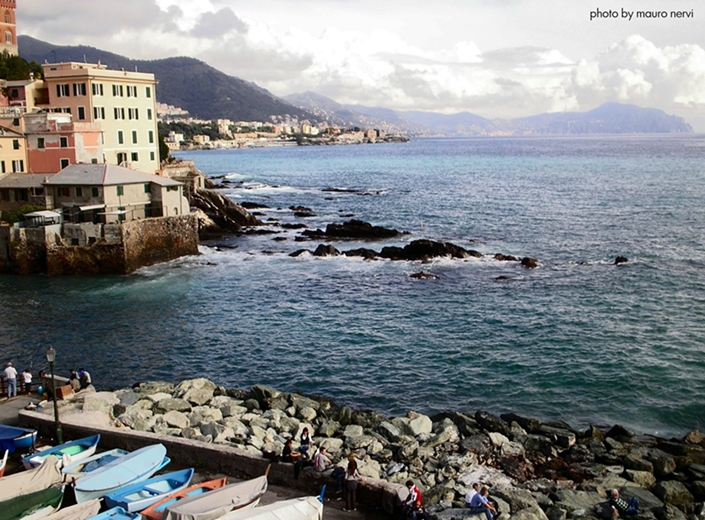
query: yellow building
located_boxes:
[0,0,17,56]
[0,125,27,174]
[41,62,160,174]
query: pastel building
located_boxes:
[0,124,27,173]
[40,62,160,174]
[0,0,17,56]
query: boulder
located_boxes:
[344,424,365,438]
[512,506,549,520]
[379,421,403,441]
[654,504,689,520]
[163,410,190,430]
[154,398,192,414]
[175,378,217,406]
[647,450,676,478]
[682,430,704,445]
[317,219,401,239]
[501,413,541,434]
[143,392,172,403]
[625,470,657,489]
[136,381,174,395]
[82,392,119,418]
[117,408,155,431]
[475,411,510,436]
[297,406,317,422]
[457,465,514,488]
[201,421,227,439]
[251,384,280,404]
[220,403,248,418]
[319,438,345,455]
[619,487,664,510]
[312,244,340,257]
[552,490,604,513]
[115,389,141,407]
[408,414,433,436]
[624,454,655,473]
[650,481,693,505]
[189,407,223,426]
[492,487,541,512]
[539,425,576,449]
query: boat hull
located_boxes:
[140,478,228,520]
[23,435,101,469]
[103,467,195,512]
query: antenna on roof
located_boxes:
[83,54,87,63]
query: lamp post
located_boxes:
[45,347,63,444]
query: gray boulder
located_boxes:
[553,490,604,514]
[492,487,542,512]
[251,384,280,403]
[650,481,693,505]
[163,410,190,430]
[154,398,192,414]
[136,381,174,395]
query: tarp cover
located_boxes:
[163,476,268,520]
[219,496,323,520]
[44,499,101,520]
[0,458,63,501]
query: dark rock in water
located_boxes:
[495,275,510,281]
[323,219,401,239]
[606,424,635,439]
[339,213,355,218]
[378,240,482,261]
[189,188,261,237]
[240,201,270,209]
[501,413,541,434]
[615,256,629,265]
[282,223,308,229]
[323,187,361,193]
[290,205,313,212]
[379,246,405,260]
[410,271,439,279]
[521,257,538,268]
[475,410,510,435]
[273,237,287,241]
[245,228,278,235]
[495,253,519,261]
[294,212,316,218]
[343,248,379,260]
[289,249,309,257]
[313,244,340,257]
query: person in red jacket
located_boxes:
[400,480,423,519]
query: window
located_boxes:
[60,159,70,169]
[56,84,70,97]
[60,137,68,148]
[73,83,86,96]
[126,86,137,97]
[0,161,4,173]
[144,183,150,193]
[132,130,138,144]
[15,190,28,202]
[117,152,127,164]
[117,130,124,144]
[114,107,125,120]
[117,185,124,196]
[145,204,152,218]
[150,151,155,161]
[145,86,152,98]
[10,88,18,98]
[118,206,126,221]
[92,83,104,96]
[148,130,154,144]
[0,188,8,200]
[128,108,139,120]
[93,107,105,119]
[58,187,70,197]
[37,137,45,149]
[77,106,86,120]
[91,187,99,197]
[5,13,10,23]
[147,109,153,120]
[91,158,98,164]
[131,152,139,162]
[75,187,83,197]
[12,139,19,150]
[112,84,124,97]
[5,31,12,45]
[11,160,24,172]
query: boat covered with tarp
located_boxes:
[0,458,63,501]
[218,496,323,520]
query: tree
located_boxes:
[158,133,170,163]
[0,50,42,81]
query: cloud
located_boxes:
[190,7,247,38]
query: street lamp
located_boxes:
[45,347,63,444]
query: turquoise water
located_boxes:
[2,135,705,437]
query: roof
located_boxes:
[0,173,51,189]
[43,164,183,188]
[0,125,24,138]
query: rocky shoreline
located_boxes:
[34,380,705,520]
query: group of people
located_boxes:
[3,363,35,398]
[69,368,92,392]
[465,483,498,520]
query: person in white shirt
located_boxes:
[22,368,32,394]
[3,362,18,398]
[314,447,332,472]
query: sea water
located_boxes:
[2,135,704,437]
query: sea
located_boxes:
[2,135,705,438]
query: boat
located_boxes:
[63,448,130,481]
[86,507,140,520]
[103,468,195,512]
[23,435,101,469]
[162,476,268,520]
[218,496,323,520]
[0,485,64,520]
[0,448,7,477]
[45,499,101,520]
[140,478,228,520]
[0,424,38,454]
[0,458,63,501]
[73,443,168,503]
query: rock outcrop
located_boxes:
[189,189,261,237]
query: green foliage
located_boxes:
[158,132,170,163]
[158,121,228,142]
[0,50,42,81]
[0,204,44,224]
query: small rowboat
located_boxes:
[74,444,168,503]
[140,478,228,520]
[163,476,268,520]
[0,458,63,501]
[63,449,130,481]
[0,424,38,454]
[0,486,64,520]
[104,468,195,512]
[87,507,140,520]
[218,496,323,520]
[0,449,8,477]
[45,499,101,520]
[23,435,101,469]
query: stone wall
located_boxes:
[121,215,199,273]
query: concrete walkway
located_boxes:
[0,396,389,519]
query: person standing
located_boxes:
[22,368,32,394]
[343,459,364,512]
[3,362,18,398]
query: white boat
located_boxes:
[23,435,101,470]
[73,444,168,503]
[163,476,268,520]
[45,499,101,520]
[218,496,323,520]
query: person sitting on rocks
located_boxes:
[411,499,430,520]
[467,486,497,520]
[465,482,481,508]
[610,489,641,516]
[313,446,332,473]
[298,427,312,458]
[78,368,92,390]
[69,370,81,392]
[400,480,423,520]
[281,438,300,463]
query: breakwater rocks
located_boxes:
[41,381,705,520]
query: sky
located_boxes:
[16,0,705,130]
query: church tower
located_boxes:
[0,0,17,56]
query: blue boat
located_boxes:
[74,444,168,503]
[103,468,195,512]
[23,435,101,469]
[87,507,140,520]
[63,449,130,482]
[0,424,38,454]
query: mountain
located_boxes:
[17,35,316,123]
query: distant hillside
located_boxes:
[17,35,316,123]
